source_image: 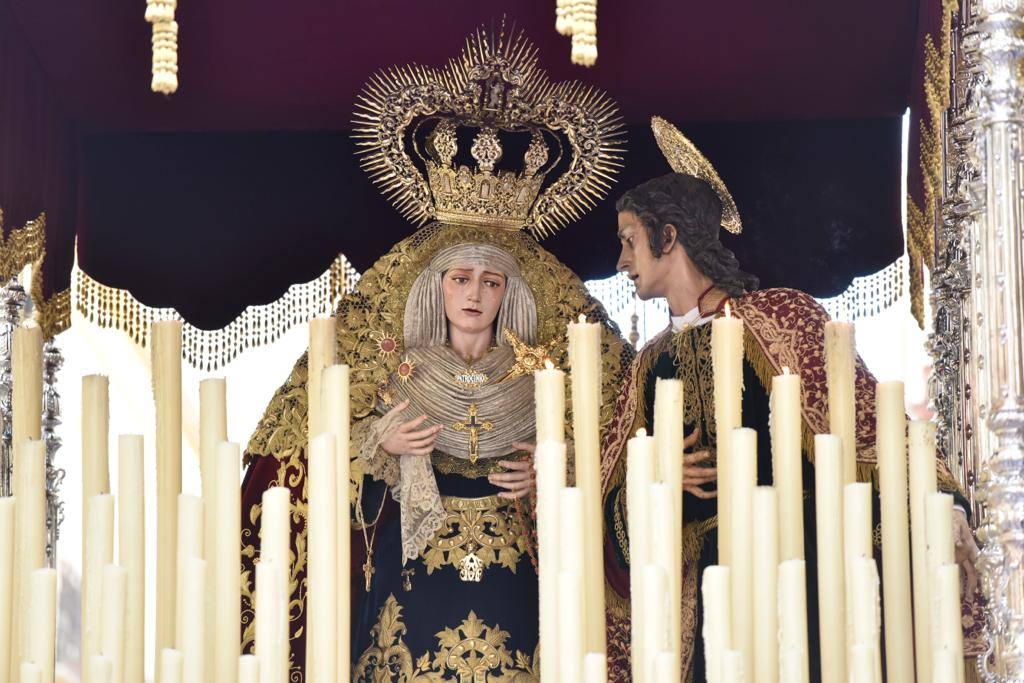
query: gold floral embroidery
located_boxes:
[431,452,526,479]
[422,495,527,579]
[354,594,538,682]
[672,323,718,452]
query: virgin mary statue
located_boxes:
[238,25,632,682]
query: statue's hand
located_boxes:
[953,507,980,601]
[380,400,442,457]
[490,442,536,500]
[682,427,717,500]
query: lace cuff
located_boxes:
[351,413,402,486]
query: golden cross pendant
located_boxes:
[362,549,375,592]
[452,403,493,464]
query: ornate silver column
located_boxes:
[967,1,1024,678]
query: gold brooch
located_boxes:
[498,327,560,383]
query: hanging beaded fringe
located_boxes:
[146,0,178,94]
[554,0,598,66]
[72,255,360,371]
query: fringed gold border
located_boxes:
[907,0,957,327]
[0,210,71,339]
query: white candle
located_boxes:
[701,565,732,683]
[18,663,40,683]
[649,481,679,681]
[567,315,605,655]
[181,558,206,683]
[558,570,584,683]
[159,649,182,683]
[642,565,669,682]
[534,441,566,683]
[752,487,778,683]
[729,428,757,672]
[559,487,584,574]
[89,655,112,683]
[908,419,937,682]
[12,324,42,459]
[307,317,337,439]
[306,433,338,683]
[255,558,288,683]
[214,443,242,683]
[535,362,565,444]
[653,378,683,677]
[583,652,606,682]
[321,364,350,681]
[926,491,955,673]
[259,486,291,679]
[83,494,114,683]
[199,378,227,683]
[652,652,675,683]
[12,440,45,683]
[777,560,809,683]
[118,436,146,683]
[814,434,847,683]
[932,646,957,683]
[935,563,965,683]
[26,568,56,683]
[0,498,14,683]
[626,430,655,682]
[824,321,856,485]
[100,565,127,683]
[875,381,913,683]
[712,309,743,566]
[843,482,872,666]
[848,557,882,683]
[175,494,203,651]
[152,319,183,679]
[81,374,110,679]
[721,650,745,683]
[848,643,877,683]
[771,368,804,562]
[238,655,259,683]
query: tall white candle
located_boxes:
[583,652,606,683]
[199,378,227,683]
[932,646,957,683]
[534,441,566,683]
[18,663,40,683]
[259,486,291,679]
[712,309,743,566]
[535,363,566,443]
[12,440,45,683]
[843,482,872,666]
[649,481,679,682]
[81,373,110,680]
[0,497,14,683]
[567,315,605,655]
[653,378,684,677]
[771,368,804,561]
[926,490,955,677]
[321,364,350,681]
[83,494,114,683]
[721,650,745,683]
[875,381,913,683]
[935,564,965,683]
[307,317,336,439]
[626,430,655,682]
[653,652,676,683]
[214,443,242,683]
[848,557,882,683]
[181,558,206,683]
[26,568,56,683]
[306,433,338,683]
[158,650,182,683]
[118,436,145,683]
[848,643,877,683]
[89,655,112,683]
[175,494,203,651]
[152,319,183,682]
[238,655,259,683]
[752,487,778,683]
[777,559,810,683]
[559,487,584,574]
[701,565,732,683]
[12,324,42,461]
[99,565,127,683]
[729,428,757,672]
[908,419,937,682]
[814,434,847,683]
[642,565,669,683]
[824,321,857,485]
[255,558,288,683]
[558,570,584,683]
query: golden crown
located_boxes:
[353,23,624,238]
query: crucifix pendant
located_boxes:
[452,403,494,464]
[362,549,375,592]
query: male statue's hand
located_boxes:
[489,442,537,500]
[682,427,717,499]
[953,508,980,601]
[380,399,443,457]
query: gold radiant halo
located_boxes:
[651,116,743,234]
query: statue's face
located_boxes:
[442,264,507,337]
[616,210,669,300]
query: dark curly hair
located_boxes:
[616,173,758,298]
